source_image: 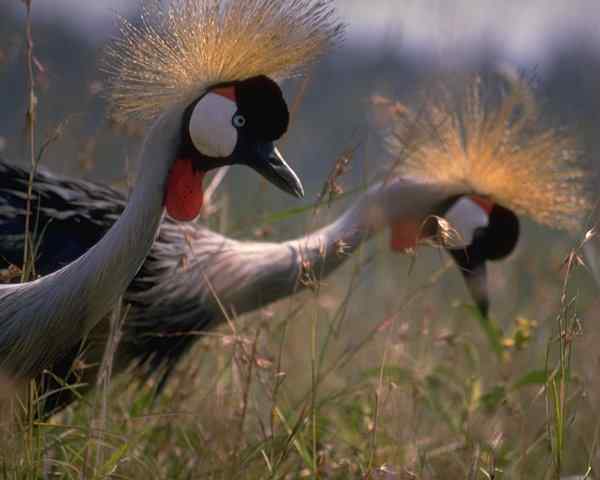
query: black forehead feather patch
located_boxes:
[481,204,520,261]
[235,75,289,141]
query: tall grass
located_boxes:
[1,214,596,479]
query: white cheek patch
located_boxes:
[189,92,238,158]
[445,197,490,248]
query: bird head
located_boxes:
[381,70,592,315]
[102,0,343,221]
[442,196,520,316]
[388,194,520,315]
[165,75,302,221]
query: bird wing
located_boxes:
[0,160,125,275]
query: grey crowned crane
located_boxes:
[0,73,590,416]
[380,73,591,315]
[0,0,341,399]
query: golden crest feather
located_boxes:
[103,0,342,121]
[381,72,592,231]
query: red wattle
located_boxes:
[470,195,494,214]
[165,157,205,221]
[389,221,421,252]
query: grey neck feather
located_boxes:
[0,109,182,378]
[171,178,466,322]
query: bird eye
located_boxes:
[232,114,246,128]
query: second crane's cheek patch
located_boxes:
[165,157,205,221]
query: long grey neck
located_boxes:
[0,111,180,378]
[199,178,466,318]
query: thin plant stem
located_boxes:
[21,0,37,282]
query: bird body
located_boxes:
[0,160,464,415]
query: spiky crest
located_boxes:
[103,0,342,121]
[381,71,592,231]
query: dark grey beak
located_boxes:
[250,143,304,198]
[448,247,490,317]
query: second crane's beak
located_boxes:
[447,247,490,317]
[249,143,304,198]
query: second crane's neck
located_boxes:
[174,178,465,321]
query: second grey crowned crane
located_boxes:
[381,72,592,315]
[0,0,342,386]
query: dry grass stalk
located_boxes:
[21,0,36,282]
